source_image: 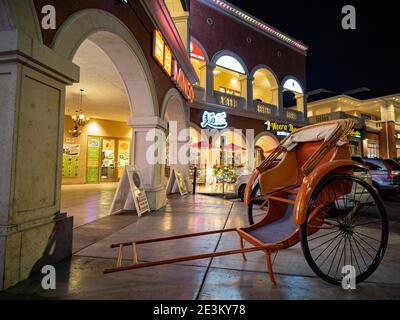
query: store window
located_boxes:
[367,140,379,158]
[189,128,248,194]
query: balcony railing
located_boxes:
[214,91,245,109]
[285,109,303,121]
[254,100,277,116]
[365,120,382,132]
[309,112,362,126]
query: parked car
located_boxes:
[352,156,400,196]
[235,160,374,201]
[235,173,251,201]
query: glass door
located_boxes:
[101,138,116,182]
[117,139,131,180]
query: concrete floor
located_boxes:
[2,184,400,300]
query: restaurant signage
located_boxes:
[201,111,228,130]
[153,30,194,102]
[349,129,361,138]
[265,121,298,135]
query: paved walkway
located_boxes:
[3,187,400,299]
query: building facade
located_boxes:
[308,94,400,160]
[0,0,309,289]
[186,0,308,193]
[0,0,197,289]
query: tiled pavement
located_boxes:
[2,186,400,300]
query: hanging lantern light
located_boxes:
[69,89,90,137]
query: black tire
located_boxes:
[300,175,389,286]
[247,183,260,225]
[238,184,246,202]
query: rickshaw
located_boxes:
[104,119,389,286]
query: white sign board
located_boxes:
[109,166,150,217]
[166,167,189,196]
[200,111,228,129]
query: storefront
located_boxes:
[0,0,197,290]
[62,117,132,185]
[188,108,301,194]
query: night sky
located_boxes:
[228,0,399,97]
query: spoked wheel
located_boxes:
[247,183,267,225]
[300,174,389,286]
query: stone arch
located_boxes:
[161,88,188,133]
[210,50,249,75]
[251,64,280,107]
[281,75,305,95]
[254,132,279,151]
[0,0,42,42]
[51,8,159,118]
[190,36,210,63]
[250,64,280,87]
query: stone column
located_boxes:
[271,87,281,116]
[0,29,79,289]
[128,116,168,211]
[295,93,307,121]
[277,87,284,118]
[240,75,253,110]
[205,64,216,102]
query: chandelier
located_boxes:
[69,89,90,137]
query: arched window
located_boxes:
[213,55,246,97]
[283,78,303,94]
[252,67,279,107]
[190,39,207,88]
[215,55,246,74]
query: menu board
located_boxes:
[62,144,80,178]
[109,165,150,217]
[87,137,100,183]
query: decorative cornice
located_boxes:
[200,0,308,54]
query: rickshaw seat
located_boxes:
[247,200,297,244]
[258,150,298,196]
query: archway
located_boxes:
[254,133,279,167]
[190,37,209,89]
[53,9,165,215]
[251,66,280,111]
[281,76,306,120]
[161,89,189,190]
[211,51,249,108]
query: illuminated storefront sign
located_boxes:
[153,30,194,102]
[190,41,205,61]
[201,111,228,129]
[153,30,165,66]
[265,120,298,135]
[172,60,194,102]
[349,129,361,138]
[164,45,172,76]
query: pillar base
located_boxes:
[146,186,167,211]
[1,213,73,290]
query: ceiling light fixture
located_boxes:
[69,89,90,137]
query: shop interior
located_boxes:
[188,127,278,194]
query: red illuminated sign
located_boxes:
[190,41,205,61]
[172,60,194,103]
[153,30,194,103]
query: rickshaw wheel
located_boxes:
[300,174,389,286]
[247,183,260,225]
